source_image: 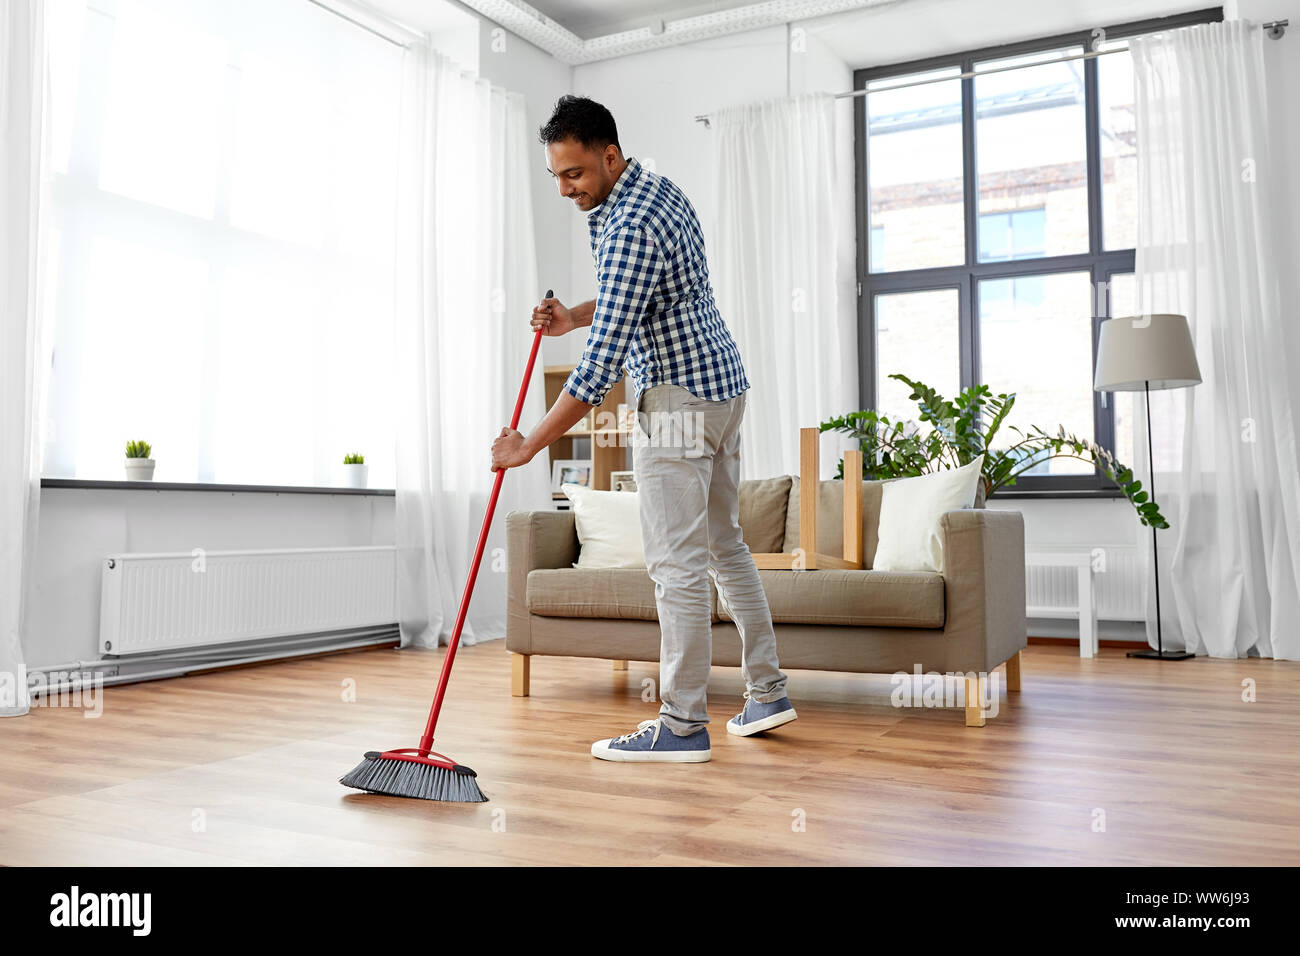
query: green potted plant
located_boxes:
[342,452,367,488]
[820,373,1167,528]
[124,440,155,481]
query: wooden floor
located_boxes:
[1,642,1297,866]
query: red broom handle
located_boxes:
[418,308,547,753]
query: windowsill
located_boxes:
[989,487,1124,500]
[40,478,396,497]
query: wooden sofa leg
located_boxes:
[1005,650,1022,692]
[965,674,986,727]
[612,659,628,671]
[511,653,530,697]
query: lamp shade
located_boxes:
[1094,313,1202,392]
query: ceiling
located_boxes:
[359,0,1193,68]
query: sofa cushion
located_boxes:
[738,476,791,553]
[873,455,983,572]
[716,568,944,628]
[782,477,890,566]
[561,483,645,568]
[527,568,722,621]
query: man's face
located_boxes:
[545,138,623,212]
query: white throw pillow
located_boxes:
[872,456,985,573]
[561,483,645,569]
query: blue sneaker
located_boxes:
[727,692,797,736]
[591,718,711,762]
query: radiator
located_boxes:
[1025,546,1144,621]
[99,546,397,655]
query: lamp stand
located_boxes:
[1128,380,1194,661]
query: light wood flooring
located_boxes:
[1,642,1296,865]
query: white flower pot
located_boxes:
[124,459,156,481]
[341,463,369,488]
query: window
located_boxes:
[870,225,885,272]
[43,0,402,487]
[865,66,964,273]
[978,209,1046,262]
[874,288,961,424]
[855,8,1222,493]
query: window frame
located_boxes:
[853,7,1222,496]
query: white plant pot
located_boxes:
[124,458,156,481]
[341,463,368,488]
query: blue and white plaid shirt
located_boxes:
[564,156,750,407]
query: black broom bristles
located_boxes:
[340,752,489,803]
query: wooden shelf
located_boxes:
[544,364,630,494]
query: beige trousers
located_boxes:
[632,383,787,736]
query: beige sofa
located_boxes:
[506,475,1026,726]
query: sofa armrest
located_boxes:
[939,508,1027,673]
[506,509,578,654]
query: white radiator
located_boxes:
[1025,546,1144,621]
[99,547,397,655]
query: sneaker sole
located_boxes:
[590,742,711,762]
[726,707,798,736]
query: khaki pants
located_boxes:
[632,383,787,736]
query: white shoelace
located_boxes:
[613,718,662,746]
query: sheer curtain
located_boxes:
[394,43,550,649]
[711,92,858,479]
[1,0,48,717]
[1130,20,1300,659]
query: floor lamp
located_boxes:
[1094,313,1202,660]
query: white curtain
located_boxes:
[394,43,550,649]
[1,0,48,717]
[1130,20,1300,659]
[711,92,858,480]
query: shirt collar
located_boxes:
[587,156,642,234]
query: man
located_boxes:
[490,95,795,763]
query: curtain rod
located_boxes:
[305,0,423,48]
[693,19,1289,127]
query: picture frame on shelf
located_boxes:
[609,470,636,492]
[551,460,592,493]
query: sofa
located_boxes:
[505,474,1027,726]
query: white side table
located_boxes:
[1025,551,1098,658]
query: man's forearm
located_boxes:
[516,299,600,460]
[521,390,595,462]
[572,299,596,328]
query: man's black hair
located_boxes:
[538,95,621,153]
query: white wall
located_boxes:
[472,20,576,369]
[28,489,394,668]
[567,23,789,341]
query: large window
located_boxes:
[855,9,1221,491]
[43,0,402,487]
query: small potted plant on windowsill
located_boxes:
[124,440,155,481]
[342,452,368,488]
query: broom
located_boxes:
[341,293,551,802]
